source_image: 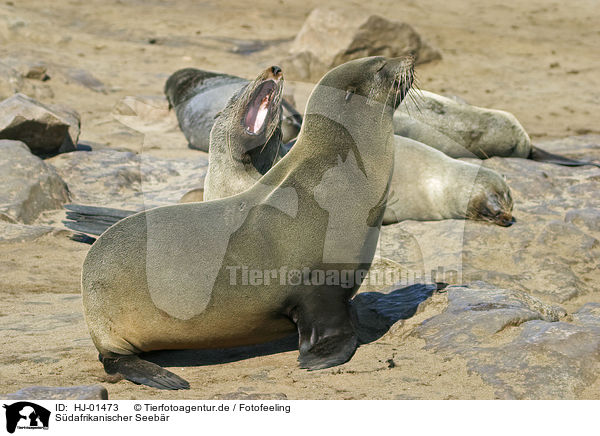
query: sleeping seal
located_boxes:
[395,90,600,167]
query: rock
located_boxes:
[278,51,328,83]
[286,8,441,82]
[0,222,65,243]
[394,90,531,159]
[0,140,69,224]
[110,95,190,152]
[565,208,600,233]
[23,63,49,81]
[47,148,208,210]
[573,303,600,328]
[0,94,80,155]
[414,283,600,399]
[416,284,565,351]
[0,385,108,400]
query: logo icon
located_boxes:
[3,402,50,434]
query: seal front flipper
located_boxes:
[530,146,600,168]
[100,354,190,390]
[287,291,358,370]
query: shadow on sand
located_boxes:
[143,283,437,368]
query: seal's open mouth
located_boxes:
[244,80,278,135]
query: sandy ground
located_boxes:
[1,0,599,399]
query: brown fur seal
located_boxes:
[204,69,513,225]
[204,65,286,201]
[395,90,600,167]
[384,136,513,226]
[165,68,301,152]
[81,56,415,389]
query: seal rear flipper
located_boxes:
[288,293,358,370]
[530,146,600,167]
[63,204,138,236]
[101,354,190,390]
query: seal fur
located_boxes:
[165,68,301,152]
[81,56,415,389]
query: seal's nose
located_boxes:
[270,65,282,79]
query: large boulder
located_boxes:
[282,8,441,82]
[0,140,69,224]
[0,93,80,156]
[48,148,209,210]
[413,283,600,399]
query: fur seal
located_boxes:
[204,69,514,225]
[165,67,301,152]
[81,56,415,389]
[204,65,286,201]
[395,90,600,167]
[384,136,513,226]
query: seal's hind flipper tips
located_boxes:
[101,355,190,390]
[530,146,600,168]
[290,295,358,370]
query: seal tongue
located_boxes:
[253,96,270,133]
[245,80,276,134]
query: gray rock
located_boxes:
[415,284,600,399]
[278,51,328,83]
[0,222,65,243]
[565,208,600,233]
[572,303,600,328]
[47,148,208,210]
[1,385,108,400]
[286,8,441,82]
[0,140,69,224]
[0,94,80,155]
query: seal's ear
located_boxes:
[345,88,355,102]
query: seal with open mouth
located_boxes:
[81,56,414,389]
[204,65,286,201]
[165,67,301,152]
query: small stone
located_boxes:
[24,64,49,81]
